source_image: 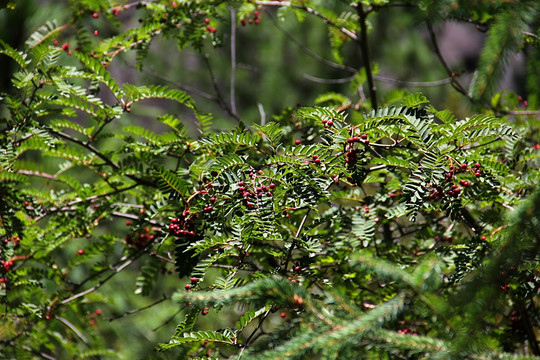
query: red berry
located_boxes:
[61,42,69,51]
[95,309,102,316]
[280,312,286,318]
[94,30,99,36]
[474,163,480,168]
[534,144,540,150]
[77,249,84,255]
[112,8,119,16]
[481,236,487,241]
[460,163,468,170]
[294,140,301,145]
[191,277,198,284]
[185,284,190,291]
[360,134,367,139]
[202,309,208,316]
[204,18,210,23]
[517,96,523,102]
[269,183,276,189]
[314,158,321,165]
[523,100,528,107]
[92,12,99,18]
[254,11,259,16]
[326,120,334,127]
[89,319,96,326]
[125,220,131,226]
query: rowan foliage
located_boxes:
[0,1,539,359]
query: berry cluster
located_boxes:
[237,178,276,209]
[517,95,528,107]
[321,119,334,128]
[169,211,198,239]
[125,227,155,249]
[2,235,20,249]
[240,10,261,26]
[429,162,484,201]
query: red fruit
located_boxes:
[254,18,260,25]
[125,220,131,226]
[185,284,190,291]
[389,193,396,198]
[0,278,6,283]
[95,309,102,316]
[474,163,480,168]
[204,18,210,23]
[475,170,481,177]
[203,206,213,213]
[481,236,487,241]
[89,319,96,326]
[241,18,246,26]
[77,249,84,255]
[111,8,119,16]
[294,140,301,145]
[94,30,99,36]
[202,309,208,316]
[460,163,468,170]
[360,134,367,139]
[199,190,208,194]
[517,96,523,102]
[92,12,99,18]
[523,100,528,107]
[53,39,58,46]
[364,139,370,144]
[280,312,286,318]
[254,11,259,16]
[61,42,69,51]
[314,158,321,165]
[534,144,540,150]
[269,183,276,189]
[326,120,334,127]
[190,277,198,284]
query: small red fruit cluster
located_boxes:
[321,119,334,128]
[1,259,14,272]
[169,211,198,239]
[125,227,155,249]
[3,235,20,249]
[240,10,261,26]
[237,178,276,208]
[517,95,528,108]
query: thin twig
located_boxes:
[237,307,272,359]
[357,5,377,109]
[230,7,238,116]
[256,1,358,41]
[203,54,242,123]
[303,74,355,84]
[426,21,469,97]
[268,12,357,73]
[56,316,89,344]
[107,295,170,321]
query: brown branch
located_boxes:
[256,1,358,41]
[426,21,469,98]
